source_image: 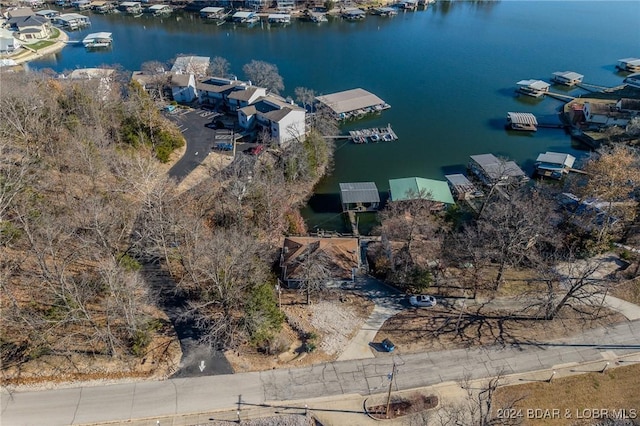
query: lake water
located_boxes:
[31,1,640,232]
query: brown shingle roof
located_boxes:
[281,237,359,282]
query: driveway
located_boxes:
[166,108,232,181]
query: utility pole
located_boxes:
[385,362,396,419]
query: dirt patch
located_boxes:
[375,304,626,354]
[493,363,640,426]
[226,290,374,373]
[367,393,438,420]
[612,277,640,305]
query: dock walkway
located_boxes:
[349,125,397,144]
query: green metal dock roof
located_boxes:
[388,177,455,204]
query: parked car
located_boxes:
[248,144,265,155]
[213,142,233,151]
[381,338,395,352]
[409,295,437,308]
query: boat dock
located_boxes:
[349,125,397,144]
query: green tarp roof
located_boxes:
[389,177,454,204]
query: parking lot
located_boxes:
[165,106,259,181]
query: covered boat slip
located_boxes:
[267,14,291,24]
[315,88,390,120]
[551,71,584,86]
[534,152,576,179]
[82,31,112,48]
[516,79,550,97]
[339,182,380,212]
[506,112,538,131]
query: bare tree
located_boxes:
[242,60,284,94]
[208,56,231,78]
[294,86,315,112]
[295,242,333,305]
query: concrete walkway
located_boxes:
[337,276,404,361]
[603,294,640,320]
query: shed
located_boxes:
[388,177,454,205]
[506,112,538,131]
[339,182,380,212]
[552,71,584,86]
[315,88,389,119]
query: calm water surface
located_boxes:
[32,1,640,232]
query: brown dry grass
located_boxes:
[493,363,640,425]
[611,277,640,305]
[226,290,374,373]
[375,305,626,354]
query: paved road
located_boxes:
[3,320,639,425]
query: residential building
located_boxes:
[237,94,306,146]
[10,15,51,41]
[280,236,360,288]
[171,55,210,79]
[0,28,21,53]
[196,76,246,106]
[171,73,197,103]
[227,86,267,110]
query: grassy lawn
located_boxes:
[27,40,56,51]
[494,363,640,425]
[50,27,60,39]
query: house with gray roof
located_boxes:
[171,73,197,103]
[237,94,306,147]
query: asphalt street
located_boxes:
[2,319,639,425]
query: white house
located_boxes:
[583,102,630,127]
[0,28,22,53]
[171,73,197,103]
[12,15,51,41]
[238,94,306,147]
[227,86,267,111]
[196,76,246,106]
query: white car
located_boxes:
[409,295,437,307]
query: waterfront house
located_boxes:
[468,153,528,187]
[280,236,360,288]
[276,0,294,12]
[534,152,576,179]
[445,174,483,201]
[237,94,306,147]
[339,182,380,212]
[91,1,115,13]
[11,15,50,41]
[171,55,210,79]
[147,4,172,16]
[551,71,584,86]
[247,0,269,10]
[315,88,390,120]
[388,177,455,210]
[342,8,366,20]
[616,58,640,73]
[55,13,91,30]
[506,112,538,131]
[0,28,21,53]
[516,79,550,97]
[624,73,640,89]
[616,98,640,114]
[118,1,142,14]
[66,67,116,100]
[267,13,291,24]
[583,102,630,127]
[171,73,197,103]
[372,7,397,16]
[19,0,43,8]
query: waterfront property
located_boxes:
[616,98,640,114]
[468,153,528,187]
[342,8,366,20]
[583,101,631,127]
[552,71,584,86]
[35,9,60,19]
[0,28,22,53]
[279,236,360,288]
[82,31,112,49]
[232,11,259,24]
[118,1,142,15]
[506,112,538,131]
[339,182,380,212]
[267,14,291,24]
[237,93,306,147]
[54,13,91,30]
[199,7,226,20]
[388,177,455,209]
[72,0,91,10]
[516,79,550,97]
[349,125,397,144]
[534,152,576,179]
[8,15,51,41]
[147,4,172,16]
[616,58,640,73]
[171,73,197,103]
[306,11,327,23]
[90,1,115,14]
[445,174,484,201]
[315,88,390,120]
[65,67,116,99]
[372,7,398,16]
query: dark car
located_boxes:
[213,142,233,151]
[381,338,395,352]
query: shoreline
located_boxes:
[6,28,69,66]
